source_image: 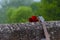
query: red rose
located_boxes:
[29,16,39,22]
[32,16,37,21]
[29,18,33,22]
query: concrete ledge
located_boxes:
[0,21,60,40]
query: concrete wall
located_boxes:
[0,21,60,40]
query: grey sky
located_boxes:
[33,0,40,2]
[0,0,1,2]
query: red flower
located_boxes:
[29,18,33,22]
[29,16,39,22]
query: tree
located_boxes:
[39,0,60,20]
[5,0,33,7]
[31,2,40,16]
[6,6,34,23]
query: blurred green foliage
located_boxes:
[39,0,60,20]
[31,2,40,16]
[0,0,60,23]
[6,6,34,23]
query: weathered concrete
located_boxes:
[0,21,60,40]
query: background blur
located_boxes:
[0,0,60,23]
